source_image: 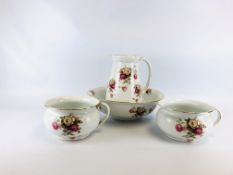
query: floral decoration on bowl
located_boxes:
[129,106,155,118]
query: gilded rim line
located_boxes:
[158,99,222,116]
[45,96,101,110]
[44,103,101,110]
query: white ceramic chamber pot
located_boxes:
[156,99,221,143]
[106,55,151,103]
[44,96,110,141]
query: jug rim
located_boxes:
[112,54,143,62]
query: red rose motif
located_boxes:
[134,85,141,95]
[175,117,206,142]
[69,124,80,131]
[135,88,140,94]
[110,84,115,89]
[194,128,203,135]
[134,74,138,80]
[52,122,59,130]
[122,86,127,92]
[175,124,183,132]
[109,79,116,90]
[120,73,126,80]
[129,108,135,113]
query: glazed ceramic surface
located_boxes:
[106,55,151,103]
[89,87,164,120]
[44,96,110,141]
[156,99,221,143]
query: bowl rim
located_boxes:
[88,86,164,104]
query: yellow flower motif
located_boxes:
[188,119,199,129]
[197,120,202,126]
[122,67,131,76]
[137,107,145,114]
[71,116,76,122]
[109,79,115,86]
[63,116,73,126]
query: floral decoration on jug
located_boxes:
[134,84,141,96]
[132,84,142,102]
[108,79,116,97]
[119,66,132,84]
[133,68,138,80]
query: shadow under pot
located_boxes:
[156,99,221,143]
[44,96,110,141]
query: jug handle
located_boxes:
[139,57,152,91]
[213,109,222,126]
[97,102,110,128]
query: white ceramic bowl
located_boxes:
[88,87,164,120]
[156,99,221,143]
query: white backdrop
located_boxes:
[0,1,233,175]
[0,0,233,99]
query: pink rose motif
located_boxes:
[109,79,116,90]
[194,128,203,135]
[52,122,59,130]
[110,84,115,89]
[134,74,138,80]
[129,108,135,113]
[135,89,140,94]
[134,85,141,94]
[122,86,127,92]
[175,124,183,132]
[120,73,126,80]
[69,124,80,131]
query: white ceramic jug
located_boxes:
[106,55,151,103]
